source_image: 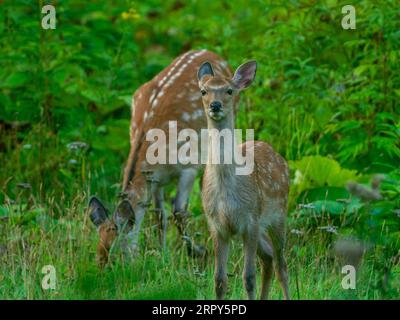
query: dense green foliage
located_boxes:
[0,0,399,299]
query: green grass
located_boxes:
[0,189,396,300]
[0,0,399,300]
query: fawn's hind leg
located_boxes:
[257,233,274,299]
[267,217,290,300]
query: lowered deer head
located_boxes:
[88,197,135,268]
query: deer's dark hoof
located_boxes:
[191,244,207,259]
[183,236,207,259]
[174,210,191,220]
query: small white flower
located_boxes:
[291,229,304,236]
[293,170,304,185]
[298,203,316,209]
[67,141,88,151]
[22,144,32,150]
[17,182,31,189]
[318,225,338,234]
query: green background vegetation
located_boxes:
[0,0,399,299]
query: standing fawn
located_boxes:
[198,61,290,299]
[88,50,233,268]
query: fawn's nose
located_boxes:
[210,101,222,112]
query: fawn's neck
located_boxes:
[206,113,236,178]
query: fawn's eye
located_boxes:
[201,89,207,96]
[227,88,233,95]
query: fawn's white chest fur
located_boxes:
[202,145,260,238]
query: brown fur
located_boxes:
[199,61,290,300]
[123,50,232,199]
[96,220,117,268]
[92,50,232,265]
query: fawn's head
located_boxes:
[197,60,257,123]
[88,196,135,268]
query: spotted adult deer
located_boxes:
[88,50,233,268]
[198,61,290,299]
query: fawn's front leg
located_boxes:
[174,168,206,258]
[213,233,230,300]
[173,168,197,234]
[243,228,258,300]
[152,186,167,250]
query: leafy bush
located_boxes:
[0,0,399,299]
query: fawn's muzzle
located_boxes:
[210,101,222,112]
[209,101,224,121]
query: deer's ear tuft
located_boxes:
[198,62,214,81]
[88,196,109,228]
[114,199,135,230]
[232,60,257,90]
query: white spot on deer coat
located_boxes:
[192,109,204,120]
[153,98,159,108]
[189,93,201,101]
[181,112,191,122]
[149,90,156,103]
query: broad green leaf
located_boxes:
[0,72,31,88]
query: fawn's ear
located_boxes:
[88,196,109,228]
[113,199,135,229]
[198,61,214,82]
[232,60,257,90]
